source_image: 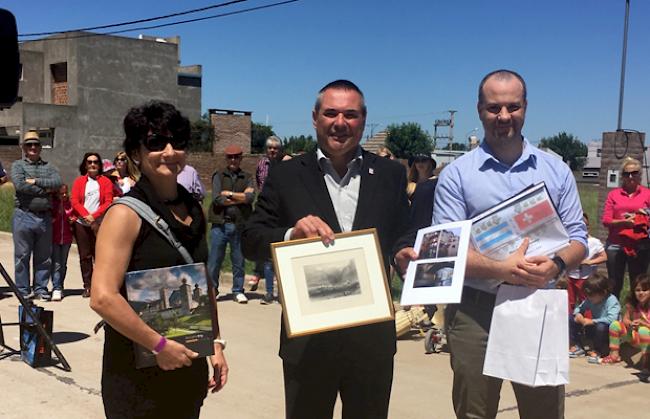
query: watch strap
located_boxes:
[552,255,566,278]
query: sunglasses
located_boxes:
[226,154,242,160]
[622,170,640,178]
[24,143,41,149]
[115,157,127,162]
[144,134,188,152]
[86,159,100,166]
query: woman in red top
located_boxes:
[602,157,650,298]
[71,152,115,297]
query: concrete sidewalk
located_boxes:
[0,232,646,418]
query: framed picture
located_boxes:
[272,228,394,338]
[400,220,472,305]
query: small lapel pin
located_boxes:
[369,168,375,175]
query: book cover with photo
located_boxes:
[125,263,215,369]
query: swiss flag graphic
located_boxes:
[514,201,554,230]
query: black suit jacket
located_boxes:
[242,149,410,363]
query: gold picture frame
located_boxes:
[271,228,394,338]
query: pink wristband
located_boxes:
[152,336,167,355]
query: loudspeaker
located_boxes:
[0,9,20,109]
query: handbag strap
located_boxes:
[112,196,194,264]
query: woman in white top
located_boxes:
[71,152,115,297]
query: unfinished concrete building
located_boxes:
[0,32,201,183]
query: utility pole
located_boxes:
[433,110,457,150]
[617,0,630,131]
[366,122,381,139]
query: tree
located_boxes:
[283,135,316,155]
[538,132,587,170]
[385,122,433,159]
[189,113,212,152]
[251,122,275,153]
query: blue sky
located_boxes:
[9,0,650,146]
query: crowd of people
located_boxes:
[1,69,649,419]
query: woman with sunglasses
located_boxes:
[602,157,650,298]
[113,151,139,195]
[90,101,227,419]
[70,152,115,298]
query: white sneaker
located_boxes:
[234,293,248,304]
[51,290,63,301]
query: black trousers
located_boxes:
[73,223,96,288]
[283,355,393,419]
[605,242,650,299]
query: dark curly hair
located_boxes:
[122,101,191,160]
[78,152,103,176]
[583,273,611,297]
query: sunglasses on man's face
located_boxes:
[86,159,100,166]
[226,154,242,160]
[24,143,41,149]
[143,134,188,152]
[622,170,640,178]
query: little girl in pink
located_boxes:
[50,184,75,301]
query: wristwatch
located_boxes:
[551,256,566,278]
[214,338,227,350]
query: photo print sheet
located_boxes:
[401,220,472,305]
[471,182,569,261]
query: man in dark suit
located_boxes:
[242,80,410,419]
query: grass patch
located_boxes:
[0,185,15,232]
[577,183,599,226]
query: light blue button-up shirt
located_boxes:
[433,138,588,293]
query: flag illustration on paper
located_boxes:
[514,201,554,230]
[473,218,515,254]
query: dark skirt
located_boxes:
[101,325,208,419]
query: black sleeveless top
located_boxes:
[101,176,210,418]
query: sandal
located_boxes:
[569,346,585,357]
[599,355,621,365]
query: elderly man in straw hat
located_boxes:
[10,130,61,299]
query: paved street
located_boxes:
[0,231,647,418]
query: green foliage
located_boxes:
[283,135,317,155]
[385,122,433,159]
[251,123,276,154]
[450,142,468,151]
[577,183,598,228]
[189,113,212,152]
[0,185,14,232]
[539,132,587,170]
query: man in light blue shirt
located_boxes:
[397,70,587,419]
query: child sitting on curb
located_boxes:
[566,213,607,312]
[569,273,620,361]
[602,274,650,379]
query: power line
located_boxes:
[18,0,248,37]
[18,0,300,42]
